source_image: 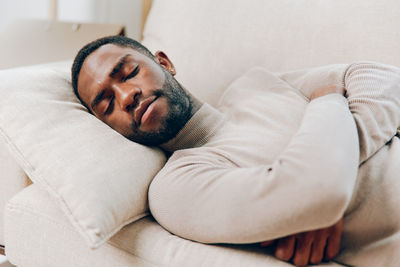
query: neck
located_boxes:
[159,90,204,151]
[188,92,203,118]
[160,102,225,152]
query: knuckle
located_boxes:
[309,255,322,264]
[325,249,339,260]
[275,249,291,261]
[293,256,308,267]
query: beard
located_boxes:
[126,69,193,146]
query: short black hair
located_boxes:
[71,35,155,109]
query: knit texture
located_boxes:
[151,62,400,266]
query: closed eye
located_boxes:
[124,65,140,81]
[104,96,115,115]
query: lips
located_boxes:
[134,96,158,126]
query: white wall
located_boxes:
[0,0,49,32]
[0,0,142,39]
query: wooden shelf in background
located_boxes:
[0,245,4,255]
[141,0,152,40]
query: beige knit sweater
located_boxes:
[150,62,400,266]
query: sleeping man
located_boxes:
[72,36,400,267]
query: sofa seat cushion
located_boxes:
[4,184,345,267]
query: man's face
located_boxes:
[77,44,192,146]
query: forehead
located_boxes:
[77,44,144,106]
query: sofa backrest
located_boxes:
[142,0,400,106]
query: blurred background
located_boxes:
[0,0,145,69]
[0,0,142,38]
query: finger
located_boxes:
[275,235,295,261]
[325,235,341,260]
[325,219,343,260]
[260,240,275,247]
[309,230,328,264]
[293,232,314,267]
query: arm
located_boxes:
[280,62,400,164]
[263,88,346,267]
[344,62,400,163]
[149,94,359,244]
[262,87,346,267]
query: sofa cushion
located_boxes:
[5,184,313,267]
[0,138,27,246]
[142,0,400,107]
[0,64,166,248]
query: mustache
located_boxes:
[152,89,165,98]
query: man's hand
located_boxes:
[260,217,343,266]
[310,85,346,101]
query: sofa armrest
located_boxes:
[0,139,30,246]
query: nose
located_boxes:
[113,84,142,111]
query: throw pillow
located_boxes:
[0,64,166,248]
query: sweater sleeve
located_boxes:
[343,62,400,163]
[149,94,359,244]
[280,62,400,164]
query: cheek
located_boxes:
[140,66,165,89]
[105,112,134,136]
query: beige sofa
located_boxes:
[1,0,400,266]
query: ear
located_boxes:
[154,51,176,76]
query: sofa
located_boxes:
[1,0,400,266]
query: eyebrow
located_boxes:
[90,54,130,111]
